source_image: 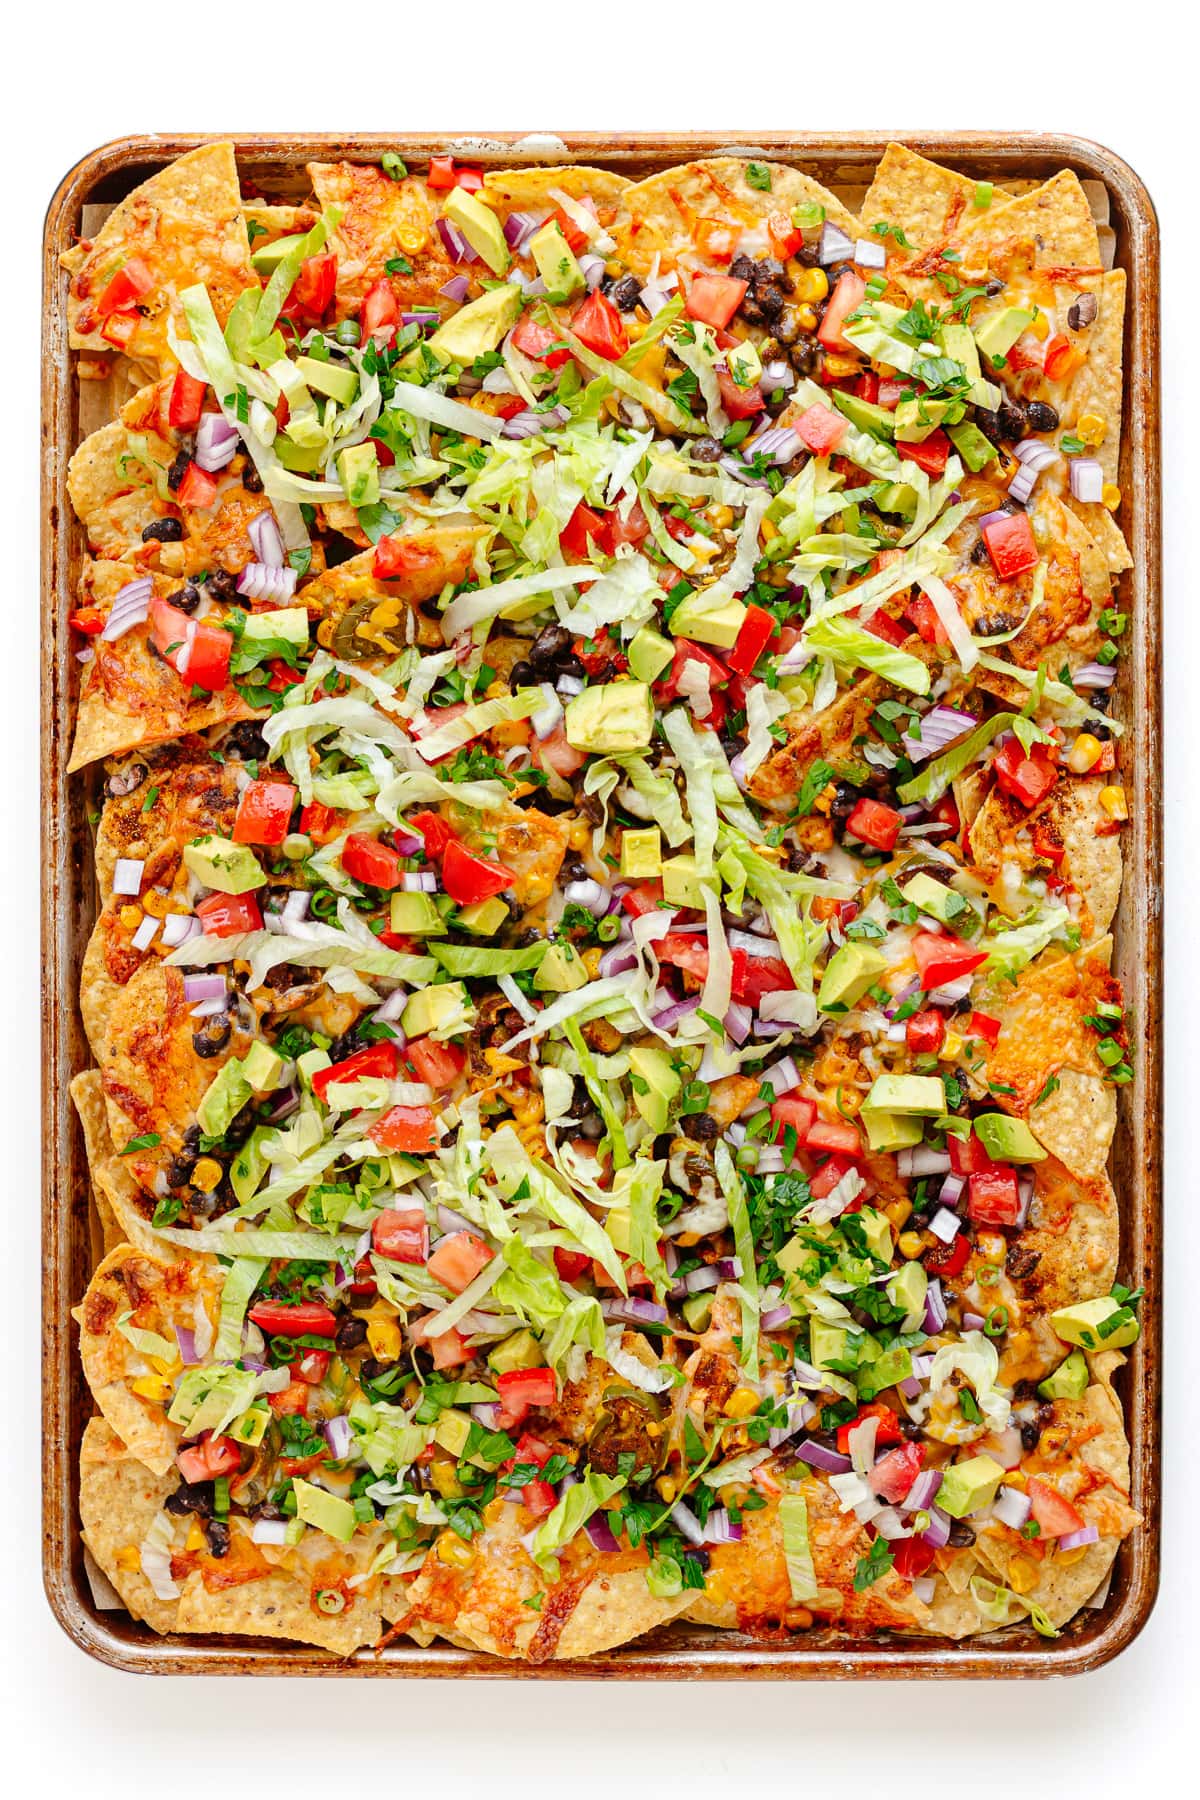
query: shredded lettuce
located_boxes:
[212,1258,267,1362]
[804,615,930,696]
[530,1470,626,1576]
[440,565,595,642]
[778,1493,820,1603]
[486,1126,627,1290]
[555,551,661,637]
[896,712,1018,806]
[715,1141,758,1375]
[982,906,1073,978]
[114,1312,176,1363]
[414,689,544,761]
[554,318,701,436]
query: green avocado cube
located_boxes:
[947,420,998,472]
[1050,1297,1140,1352]
[628,1045,681,1132]
[938,1454,1006,1519]
[295,355,359,407]
[455,896,510,936]
[338,441,380,509]
[533,941,588,993]
[818,942,888,1011]
[973,307,1035,362]
[902,870,970,926]
[626,626,675,684]
[241,1041,285,1093]
[1038,1349,1090,1402]
[832,390,898,440]
[565,682,653,753]
[621,828,662,880]
[661,853,709,908]
[488,1329,544,1373]
[402,983,468,1038]
[197,1060,253,1140]
[443,187,511,275]
[865,1073,947,1116]
[529,220,585,301]
[670,591,747,650]
[858,1106,925,1154]
[292,1478,358,1542]
[389,891,450,937]
[810,1318,848,1371]
[973,1112,1047,1164]
[428,285,523,365]
[184,834,266,896]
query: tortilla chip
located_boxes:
[1063,268,1126,483]
[74,1242,220,1475]
[482,164,630,217]
[175,1562,381,1657]
[71,1069,162,1254]
[968,772,1122,940]
[79,1418,184,1633]
[857,144,999,255]
[308,162,461,315]
[307,525,489,659]
[1066,500,1133,574]
[92,738,241,900]
[61,144,257,372]
[615,157,857,280]
[748,679,884,810]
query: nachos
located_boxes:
[61,141,1141,1661]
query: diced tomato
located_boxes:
[405,1037,466,1092]
[912,930,988,991]
[947,1130,998,1177]
[372,1207,430,1265]
[427,155,458,189]
[1026,1476,1087,1540]
[844,796,902,853]
[656,640,730,728]
[769,1095,817,1144]
[553,1247,592,1282]
[284,252,337,322]
[570,290,628,360]
[730,951,795,1008]
[892,1535,938,1579]
[428,1325,472,1369]
[863,609,910,648]
[967,1167,1023,1227]
[495,1366,556,1428]
[806,1118,864,1159]
[795,401,847,455]
[311,1042,400,1103]
[817,270,868,352]
[69,606,105,636]
[993,737,1058,809]
[407,810,459,861]
[350,1255,378,1299]
[923,1231,971,1278]
[967,1011,1003,1048]
[98,309,136,351]
[298,802,344,844]
[868,1442,925,1502]
[97,256,154,315]
[511,312,572,368]
[933,794,960,837]
[521,1479,559,1520]
[361,276,399,346]
[168,371,207,431]
[441,839,516,905]
[808,1160,851,1203]
[427,1230,494,1293]
[1043,334,1084,383]
[175,461,219,509]
[620,883,664,919]
[341,831,405,890]
[898,429,951,476]
[195,891,262,937]
[266,659,304,694]
[248,1299,338,1338]
[369,1105,440,1156]
[454,166,484,193]
[560,501,611,560]
[836,1403,902,1455]
[657,933,711,983]
[606,498,650,550]
[296,1349,331,1384]
[716,368,764,419]
[726,603,778,677]
[877,379,908,411]
[269,1380,312,1419]
[695,218,742,262]
[531,721,588,779]
[906,1008,947,1056]
[232,778,295,847]
[511,1432,555,1469]
[981,511,1039,581]
[905,592,950,646]
[686,273,748,330]
[1032,822,1066,865]
[854,370,880,404]
[177,1433,242,1483]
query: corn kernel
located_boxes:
[143,890,171,919]
[567,819,590,850]
[723,1386,761,1421]
[396,224,428,256]
[149,1352,183,1378]
[429,1461,465,1500]
[1055,1544,1088,1568]
[115,1545,141,1571]
[823,352,860,378]
[940,1032,964,1061]
[1008,1556,1038,1593]
[898,1231,924,1260]
[1099,785,1128,822]
[191,1156,223,1193]
[709,505,734,530]
[1067,732,1103,775]
[130,1375,173,1402]
[795,268,829,303]
[185,1524,206,1553]
[1076,412,1107,446]
[1102,483,1122,512]
[119,905,142,931]
[655,1475,678,1504]
[485,1048,523,1075]
[582,946,604,978]
[367,1317,402,1361]
[1030,309,1050,340]
[436,1532,475,1569]
[760,516,778,543]
[884,1198,912,1231]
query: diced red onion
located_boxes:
[471,1402,502,1429]
[728,928,781,958]
[652,995,701,1030]
[873,1507,911,1540]
[131,915,159,952]
[962,1311,986,1331]
[724,1002,753,1045]
[373,990,409,1029]
[531,684,563,739]
[1057,1524,1099,1551]
[402,871,438,893]
[195,412,239,473]
[252,1518,289,1546]
[501,404,569,439]
[928,1207,961,1244]
[670,1501,706,1546]
[1016,1175,1034,1230]
[1073,661,1117,690]
[1008,464,1039,504]
[266,1083,300,1124]
[174,1325,200,1366]
[854,238,887,270]
[753,1146,786,1175]
[897,1146,953,1178]
[282,890,310,924]
[911,1576,936,1606]
[715,1256,742,1280]
[702,1508,744,1546]
[249,510,285,568]
[564,877,607,911]
[323,1415,353,1460]
[760,1057,801,1096]
[1069,456,1104,504]
[112,857,145,896]
[579,254,606,291]
[189,996,226,1020]
[436,218,476,264]
[905,1469,944,1513]
[600,1297,668,1327]
[924,1279,948,1334]
[237,562,298,605]
[920,1505,952,1549]
[161,914,198,948]
[761,1303,792,1331]
[747,425,802,465]
[183,973,226,1006]
[976,509,1008,531]
[796,1439,852,1474]
[556,673,585,698]
[901,705,975,764]
[1014,438,1059,470]
[600,947,638,979]
[584,1511,622,1553]
[761,360,793,390]
[682,1265,721,1296]
[719,454,772,490]
[503,211,543,251]
[819,222,854,265]
[438,274,470,304]
[927,974,975,1006]
[884,978,921,1019]
[992,1484,1033,1530]
[437,1204,473,1237]
[938,1171,966,1209]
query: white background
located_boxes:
[5,4,1194,1781]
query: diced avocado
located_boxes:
[887,1260,928,1322]
[1038,1349,1090,1402]
[432,1407,477,1459]
[894,396,953,443]
[295,355,359,406]
[389,891,450,936]
[661,853,711,908]
[443,188,511,275]
[973,1112,1047,1164]
[947,420,998,472]
[858,1106,925,1153]
[402,983,469,1039]
[626,626,675,684]
[858,1343,913,1400]
[291,1478,358,1543]
[338,441,380,509]
[832,390,897,439]
[272,435,326,474]
[670,590,748,650]
[726,337,762,389]
[682,1292,714,1332]
[874,480,918,520]
[628,1044,681,1133]
[197,1060,253,1139]
[938,1454,1006,1519]
[296,1047,331,1091]
[230,1126,272,1206]
[534,940,589,994]
[488,1329,543,1373]
[184,834,266,896]
[621,828,662,880]
[1050,1296,1140,1352]
[250,231,306,276]
[810,1318,849,1371]
[818,942,888,1011]
[938,319,982,383]
[865,1073,947,1116]
[241,606,309,651]
[529,219,585,301]
[973,307,1035,362]
[565,681,654,753]
[902,869,971,926]
[605,1207,632,1256]
[856,1206,893,1263]
[241,1041,285,1093]
[455,896,510,936]
[428,284,523,365]
[229,1403,270,1448]
[776,1235,812,1277]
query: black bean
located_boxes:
[608,274,643,313]
[729,255,757,284]
[947,1521,976,1548]
[1067,293,1098,330]
[680,1112,719,1142]
[242,459,264,493]
[141,517,184,543]
[204,567,239,604]
[166,449,191,492]
[165,1480,214,1518]
[1020,1421,1040,1451]
[165,582,202,615]
[691,436,723,464]
[192,1013,233,1058]
[103,762,148,799]
[360,1358,397,1385]
[562,858,589,883]
[165,1152,197,1189]
[996,402,1028,441]
[328,1028,366,1065]
[204,1519,231,1558]
[508,659,535,690]
[528,624,573,673]
[224,722,269,762]
[182,1123,202,1153]
[335,1315,368,1352]
[790,340,819,377]
[829,781,860,825]
[1025,400,1059,433]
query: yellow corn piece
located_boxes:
[1067,733,1103,774]
[436,1533,475,1569]
[191,1157,223,1193]
[794,268,829,304]
[822,352,860,378]
[1076,412,1107,446]
[1099,785,1128,821]
[185,1523,206,1553]
[119,905,142,931]
[130,1375,173,1403]
[567,819,590,851]
[149,1353,183,1378]
[655,1475,678,1504]
[143,890,172,919]
[1030,310,1050,340]
[115,1546,141,1571]
[709,504,734,531]
[813,782,837,817]
[429,1461,465,1500]
[1008,1556,1038,1594]
[723,1386,761,1421]
[884,1198,912,1232]
[367,1317,402,1361]
[898,1231,924,1260]
[580,946,604,979]
[1055,1544,1088,1568]
[1102,483,1121,511]
[760,517,778,543]
[940,1032,964,1061]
